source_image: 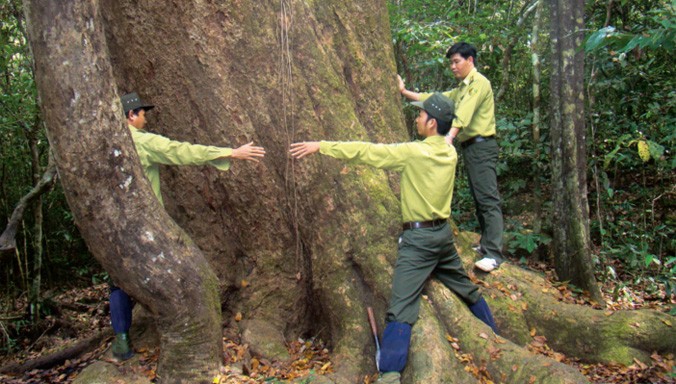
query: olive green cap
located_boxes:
[410,93,455,123]
[121,92,155,115]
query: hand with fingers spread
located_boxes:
[231,142,266,162]
[289,141,320,159]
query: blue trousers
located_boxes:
[109,286,133,334]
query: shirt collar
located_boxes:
[128,124,144,133]
[423,135,447,144]
[461,67,478,86]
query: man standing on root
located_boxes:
[290,93,498,384]
[398,42,505,273]
[109,92,265,361]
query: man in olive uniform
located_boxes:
[290,93,498,384]
[398,42,505,273]
[110,92,265,360]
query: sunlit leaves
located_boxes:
[585,2,676,53]
[637,140,651,162]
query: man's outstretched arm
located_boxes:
[290,141,410,173]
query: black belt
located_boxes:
[402,218,447,231]
[460,135,495,149]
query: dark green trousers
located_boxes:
[386,222,481,325]
[462,139,504,262]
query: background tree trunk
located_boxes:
[530,0,545,235]
[27,119,43,321]
[548,0,604,303]
[0,154,56,254]
[495,0,539,102]
[23,1,223,382]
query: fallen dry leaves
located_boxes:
[215,336,334,383]
[1,273,674,384]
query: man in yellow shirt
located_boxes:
[398,42,505,273]
[109,92,265,360]
[290,93,497,384]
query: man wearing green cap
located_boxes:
[109,92,265,361]
[398,42,505,273]
[290,93,497,383]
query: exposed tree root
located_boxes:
[0,331,110,374]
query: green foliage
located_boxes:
[585,1,676,53]
[1,0,39,192]
[505,220,552,255]
[584,0,675,293]
[389,0,537,111]
[497,114,550,185]
[602,134,668,170]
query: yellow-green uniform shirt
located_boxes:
[319,135,456,223]
[421,68,496,143]
[129,125,232,205]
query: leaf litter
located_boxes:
[0,274,673,383]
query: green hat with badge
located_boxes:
[410,93,455,124]
[121,92,155,115]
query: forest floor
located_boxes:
[0,258,673,384]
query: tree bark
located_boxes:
[22,1,223,382]
[548,0,604,303]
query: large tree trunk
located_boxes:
[21,0,674,383]
[97,1,408,379]
[23,1,223,382]
[548,0,604,303]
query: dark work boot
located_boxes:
[112,332,133,361]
